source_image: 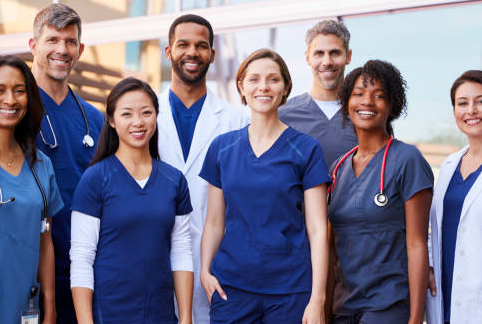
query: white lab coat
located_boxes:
[157,87,249,324]
[426,145,482,324]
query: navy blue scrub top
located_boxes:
[200,126,330,294]
[169,89,206,161]
[72,155,192,324]
[36,87,104,269]
[328,140,433,315]
[441,161,482,322]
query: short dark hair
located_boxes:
[339,60,407,135]
[91,78,160,165]
[450,70,482,106]
[0,55,43,165]
[168,14,214,48]
[33,4,82,41]
[235,48,292,106]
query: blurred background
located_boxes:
[1,0,482,174]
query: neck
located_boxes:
[32,64,69,105]
[466,136,482,159]
[356,129,391,155]
[310,82,341,101]
[0,128,19,154]
[115,145,151,166]
[249,109,285,139]
[170,73,207,108]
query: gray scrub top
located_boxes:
[278,93,358,168]
[328,140,433,315]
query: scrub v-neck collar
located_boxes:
[111,155,156,192]
[349,140,392,181]
[0,157,27,178]
[244,125,292,161]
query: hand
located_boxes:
[41,314,56,324]
[200,271,227,304]
[179,315,192,324]
[302,299,324,324]
[428,267,437,297]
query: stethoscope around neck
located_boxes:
[39,86,94,149]
[328,135,394,207]
[0,160,50,232]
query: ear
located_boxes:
[108,118,115,129]
[78,43,85,59]
[346,49,352,65]
[165,45,172,60]
[209,48,216,63]
[305,48,310,66]
[29,38,37,56]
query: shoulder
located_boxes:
[279,93,310,114]
[286,127,320,147]
[156,159,183,178]
[77,95,104,124]
[441,145,467,168]
[207,90,248,118]
[391,140,425,160]
[34,150,54,173]
[82,157,109,180]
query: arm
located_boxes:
[302,184,329,324]
[38,217,56,324]
[171,215,194,323]
[70,211,100,324]
[200,184,227,302]
[325,222,337,324]
[405,188,432,324]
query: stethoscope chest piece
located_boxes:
[374,192,388,207]
[83,134,94,148]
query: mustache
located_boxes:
[181,57,202,64]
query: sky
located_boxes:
[230,2,482,145]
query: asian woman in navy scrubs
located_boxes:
[426,70,482,324]
[328,60,433,324]
[0,55,63,324]
[200,49,331,324]
[70,78,194,324]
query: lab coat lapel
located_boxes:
[460,148,482,222]
[184,89,220,173]
[158,89,184,168]
[435,146,468,240]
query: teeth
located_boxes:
[0,109,16,114]
[466,119,481,125]
[131,131,145,136]
[358,110,376,116]
[185,63,198,67]
[256,96,271,100]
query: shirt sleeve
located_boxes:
[396,146,434,202]
[199,136,222,188]
[44,156,64,217]
[170,215,193,272]
[70,210,100,290]
[72,165,103,218]
[302,141,331,190]
[176,174,193,215]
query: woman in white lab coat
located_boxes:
[426,70,482,324]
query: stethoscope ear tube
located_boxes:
[28,160,48,230]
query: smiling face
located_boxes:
[306,33,351,93]
[238,58,288,115]
[348,76,390,134]
[109,90,157,152]
[165,22,215,85]
[29,24,84,82]
[0,66,28,131]
[453,81,482,139]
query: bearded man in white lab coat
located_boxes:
[157,14,249,324]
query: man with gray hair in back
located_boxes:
[29,4,104,323]
[278,19,357,168]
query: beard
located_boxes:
[171,56,211,85]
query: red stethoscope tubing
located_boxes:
[328,136,394,206]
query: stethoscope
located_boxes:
[0,160,50,233]
[328,135,393,207]
[39,86,94,149]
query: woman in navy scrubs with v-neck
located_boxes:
[328,60,433,324]
[70,78,194,324]
[200,49,330,324]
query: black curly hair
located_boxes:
[339,60,407,135]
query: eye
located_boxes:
[15,88,26,94]
[198,43,209,49]
[67,39,77,45]
[477,99,482,105]
[374,94,385,99]
[457,101,468,106]
[142,110,153,116]
[248,77,258,82]
[269,77,280,82]
[352,92,363,97]
[121,112,131,117]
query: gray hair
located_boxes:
[33,4,82,40]
[305,20,350,51]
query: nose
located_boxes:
[132,112,145,126]
[258,80,270,92]
[362,94,374,106]
[186,44,198,57]
[55,41,68,55]
[321,54,332,67]
[2,90,16,105]
[468,101,478,115]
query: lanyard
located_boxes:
[328,136,393,207]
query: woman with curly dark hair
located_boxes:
[328,60,433,324]
[0,55,63,324]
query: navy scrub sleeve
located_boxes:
[200,126,330,295]
[328,139,433,315]
[72,155,192,324]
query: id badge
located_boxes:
[20,309,39,324]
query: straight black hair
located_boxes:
[0,55,43,165]
[90,77,160,165]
